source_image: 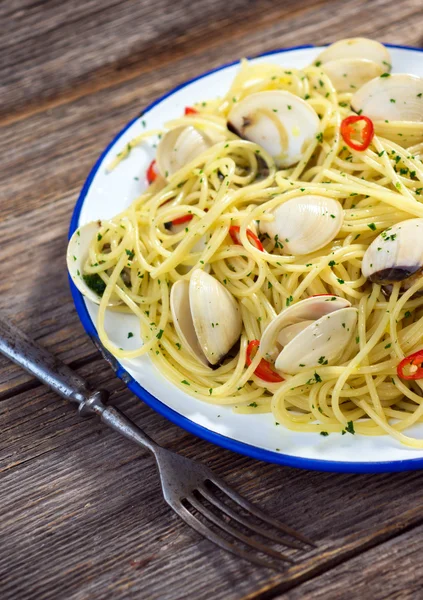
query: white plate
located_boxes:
[70,44,423,472]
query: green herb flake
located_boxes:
[367,223,377,231]
[181,380,190,385]
[345,420,355,434]
[127,332,134,339]
[248,402,258,408]
[156,329,164,339]
[82,273,106,297]
[320,431,329,437]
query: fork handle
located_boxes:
[0,314,158,453]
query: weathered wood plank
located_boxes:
[274,524,423,599]
[2,0,422,126]
[1,355,423,599]
[0,0,323,120]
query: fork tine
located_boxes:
[187,493,294,564]
[208,476,316,547]
[174,503,282,570]
[198,485,304,550]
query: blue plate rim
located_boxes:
[69,43,423,473]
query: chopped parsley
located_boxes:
[82,273,106,296]
[345,420,355,434]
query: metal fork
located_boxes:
[0,316,315,569]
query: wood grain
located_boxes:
[2,0,423,598]
[2,356,423,600]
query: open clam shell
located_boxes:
[156,126,212,179]
[260,295,356,375]
[67,222,121,306]
[315,38,391,70]
[227,91,319,168]
[260,295,351,362]
[259,195,344,255]
[362,218,423,284]
[170,270,242,366]
[275,307,357,374]
[351,74,423,146]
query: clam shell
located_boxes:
[227,91,319,168]
[170,279,208,365]
[362,218,423,283]
[156,126,212,179]
[189,270,242,366]
[315,38,391,69]
[170,270,242,366]
[321,58,383,93]
[260,295,351,363]
[351,74,423,145]
[275,307,358,374]
[66,222,121,306]
[259,195,344,255]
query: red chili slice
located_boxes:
[246,340,284,383]
[147,159,158,184]
[397,350,423,380]
[229,225,264,252]
[184,107,198,115]
[172,214,194,226]
[340,115,374,151]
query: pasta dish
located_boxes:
[67,38,423,448]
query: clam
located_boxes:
[66,222,121,306]
[260,296,358,375]
[351,74,423,145]
[227,91,320,168]
[321,58,384,94]
[259,195,344,255]
[315,38,391,70]
[362,218,423,286]
[170,269,242,366]
[156,126,212,179]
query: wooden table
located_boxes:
[2,1,423,598]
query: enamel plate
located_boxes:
[70,45,423,473]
